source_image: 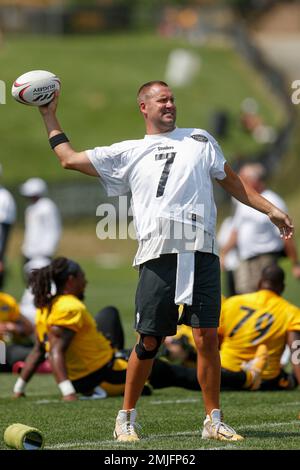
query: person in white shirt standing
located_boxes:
[19,177,61,266]
[220,163,300,294]
[0,164,16,288]
[37,81,294,443]
[217,216,240,296]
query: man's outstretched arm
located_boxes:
[217,163,294,240]
[39,92,98,176]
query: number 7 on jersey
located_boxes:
[155,152,177,197]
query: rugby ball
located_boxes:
[12,70,60,106]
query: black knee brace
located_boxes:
[135,334,163,360]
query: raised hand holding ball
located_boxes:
[12,70,60,106]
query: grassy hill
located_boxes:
[0,32,284,185]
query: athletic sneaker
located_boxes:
[202,409,244,441]
[80,386,107,400]
[114,408,140,442]
[242,344,268,391]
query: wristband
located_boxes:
[49,132,69,150]
[58,379,76,397]
[13,377,26,394]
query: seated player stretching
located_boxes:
[165,265,300,391]
[13,257,207,400]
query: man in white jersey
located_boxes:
[0,164,16,288]
[38,81,294,443]
[220,163,300,294]
[20,177,62,266]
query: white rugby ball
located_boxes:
[12,70,60,106]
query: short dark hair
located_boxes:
[259,263,285,294]
[137,81,169,103]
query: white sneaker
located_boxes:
[114,409,140,442]
[80,386,108,400]
[202,409,244,441]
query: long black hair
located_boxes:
[29,257,82,308]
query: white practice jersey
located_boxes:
[87,127,226,266]
[232,189,287,261]
[0,186,16,224]
[22,197,62,259]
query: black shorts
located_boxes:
[72,356,127,394]
[135,252,221,337]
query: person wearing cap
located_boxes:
[19,177,62,266]
[0,164,16,288]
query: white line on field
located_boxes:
[34,399,60,404]
[239,420,299,430]
[150,398,199,405]
[48,431,199,449]
[47,420,300,450]
[47,431,200,449]
[282,401,300,406]
[48,441,237,450]
[150,398,300,407]
[0,392,53,399]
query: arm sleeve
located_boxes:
[86,142,131,196]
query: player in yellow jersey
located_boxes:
[13,257,205,400]
[164,265,300,391]
[0,292,34,371]
[219,264,300,390]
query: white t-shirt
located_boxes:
[22,197,62,259]
[0,186,16,224]
[232,189,287,261]
[87,127,226,266]
[19,288,36,326]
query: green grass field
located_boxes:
[1,237,300,451]
[1,374,300,450]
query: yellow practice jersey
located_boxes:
[0,292,20,341]
[36,295,114,381]
[219,290,300,380]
